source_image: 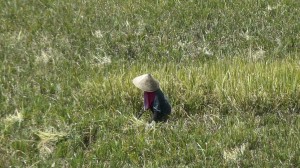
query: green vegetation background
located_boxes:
[0,0,300,167]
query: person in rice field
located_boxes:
[133,74,171,122]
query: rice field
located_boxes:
[1,0,300,167]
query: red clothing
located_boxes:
[144,91,156,110]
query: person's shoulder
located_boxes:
[155,89,165,96]
[156,89,170,102]
[155,89,164,93]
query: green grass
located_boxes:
[1,0,300,167]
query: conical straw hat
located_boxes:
[132,74,160,92]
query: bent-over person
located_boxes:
[133,74,171,122]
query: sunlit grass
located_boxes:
[1,0,300,167]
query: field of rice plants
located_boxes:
[1,0,300,167]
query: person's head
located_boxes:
[132,74,159,92]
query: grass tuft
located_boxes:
[34,129,68,158]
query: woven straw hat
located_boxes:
[132,74,160,92]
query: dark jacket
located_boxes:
[150,89,171,115]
